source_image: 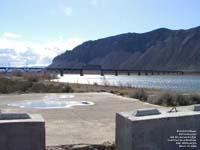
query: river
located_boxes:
[54,74,200,92]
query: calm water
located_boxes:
[54,74,200,92]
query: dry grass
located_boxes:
[63,82,200,106]
[58,82,161,96]
[129,89,148,101]
[0,76,73,94]
[151,92,200,106]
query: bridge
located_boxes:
[0,67,184,76]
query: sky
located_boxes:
[0,0,200,67]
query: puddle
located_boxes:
[43,94,75,100]
[8,100,94,109]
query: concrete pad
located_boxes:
[0,92,163,146]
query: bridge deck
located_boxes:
[0,67,184,76]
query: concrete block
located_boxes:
[0,113,45,150]
[193,105,200,111]
[116,109,200,150]
[0,113,30,120]
[134,108,161,116]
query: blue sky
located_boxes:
[0,0,200,66]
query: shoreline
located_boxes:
[58,82,163,95]
[0,73,199,107]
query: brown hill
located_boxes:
[49,26,200,71]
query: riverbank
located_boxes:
[52,82,200,107]
[1,73,200,107]
[57,82,161,96]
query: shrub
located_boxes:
[154,92,177,106]
[22,73,40,82]
[148,92,200,106]
[0,77,73,94]
[188,94,200,104]
[28,83,74,93]
[22,72,57,82]
[175,94,189,106]
[65,84,74,93]
[28,83,47,92]
[11,70,23,77]
[93,82,98,86]
[109,90,118,94]
[129,89,148,101]
[0,77,33,93]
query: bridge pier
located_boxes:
[60,70,64,76]
[80,69,84,76]
[138,72,141,76]
[127,72,130,76]
[115,70,118,76]
[100,70,104,76]
[145,72,148,76]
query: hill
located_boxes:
[49,26,200,71]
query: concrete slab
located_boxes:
[0,92,163,146]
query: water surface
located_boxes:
[54,74,200,92]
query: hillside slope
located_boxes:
[49,26,200,71]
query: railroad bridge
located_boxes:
[0,66,184,76]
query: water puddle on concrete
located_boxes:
[8,100,94,109]
[8,94,94,109]
[43,94,75,100]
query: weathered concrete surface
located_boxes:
[0,113,30,120]
[0,93,163,146]
[0,113,45,150]
[116,109,200,150]
[134,108,161,116]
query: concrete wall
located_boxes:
[0,113,45,150]
[116,109,200,150]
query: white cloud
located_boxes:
[3,32,22,39]
[0,37,85,67]
[64,7,72,16]
[64,38,85,50]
